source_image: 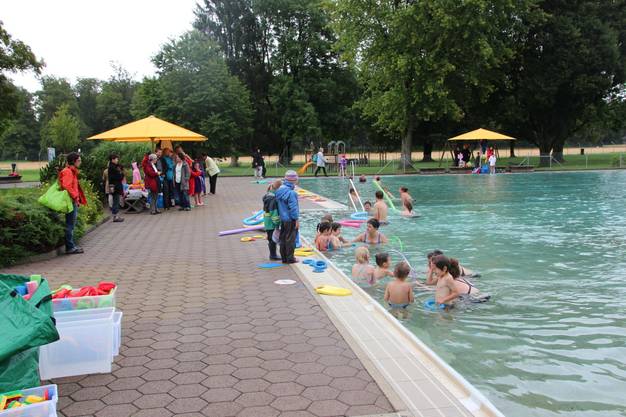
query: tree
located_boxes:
[35,76,78,124]
[0,21,42,123]
[503,0,626,164]
[331,0,531,165]
[75,78,101,137]
[0,87,40,160]
[43,104,80,153]
[133,31,253,158]
[96,66,136,131]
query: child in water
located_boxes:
[432,255,459,307]
[373,252,394,282]
[401,201,415,217]
[315,222,333,251]
[352,246,375,285]
[384,261,414,319]
[331,223,348,246]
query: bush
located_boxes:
[0,180,104,267]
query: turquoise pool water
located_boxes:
[298,171,626,417]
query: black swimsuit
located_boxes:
[454,277,474,294]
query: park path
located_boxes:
[2,177,394,417]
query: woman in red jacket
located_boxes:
[142,153,162,215]
[59,152,87,254]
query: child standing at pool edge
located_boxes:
[263,179,282,260]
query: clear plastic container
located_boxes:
[39,309,114,380]
[112,311,123,357]
[51,287,116,312]
[0,384,57,417]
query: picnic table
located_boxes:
[125,189,148,213]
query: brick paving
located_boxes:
[3,177,394,417]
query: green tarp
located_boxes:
[0,274,59,391]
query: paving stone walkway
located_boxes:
[3,177,394,417]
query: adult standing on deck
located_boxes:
[59,152,87,254]
[252,148,264,179]
[107,153,125,223]
[204,154,220,195]
[143,153,161,215]
[314,147,327,177]
[276,170,300,264]
[161,148,175,210]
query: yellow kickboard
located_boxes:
[315,285,352,296]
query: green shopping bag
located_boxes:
[38,181,73,213]
[0,274,59,391]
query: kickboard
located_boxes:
[315,285,352,296]
[258,263,285,269]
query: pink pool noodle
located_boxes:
[219,225,265,236]
[26,281,38,294]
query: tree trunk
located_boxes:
[509,140,516,158]
[229,155,239,167]
[422,140,434,162]
[552,142,565,163]
[538,144,551,167]
[401,119,414,168]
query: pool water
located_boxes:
[298,171,626,417]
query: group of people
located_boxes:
[454,143,497,174]
[350,178,415,220]
[104,145,221,219]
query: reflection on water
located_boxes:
[299,171,626,417]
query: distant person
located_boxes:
[359,174,367,183]
[191,161,204,207]
[143,153,161,215]
[314,147,327,177]
[174,153,191,211]
[353,218,388,244]
[338,154,348,177]
[59,152,87,254]
[384,261,414,319]
[352,246,375,285]
[399,187,413,209]
[252,148,264,179]
[457,152,465,168]
[263,179,282,260]
[373,252,394,282]
[363,200,372,214]
[400,201,415,217]
[204,154,220,195]
[107,153,125,223]
[462,143,472,165]
[275,170,300,263]
[161,148,175,210]
[488,153,497,174]
[372,191,389,224]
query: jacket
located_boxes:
[275,181,299,221]
[175,161,191,191]
[142,159,160,193]
[205,156,220,176]
[263,191,280,230]
[59,166,87,205]
[108,162,125,195]
[162,156,174,181]
[252,152,264,168]
[189,168,201,195]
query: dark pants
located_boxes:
[176,182,190,208]
[162,179,173,209]
[111,193,120,215]
[149,190,159,213]
[267,229,279,259]
[280,220,297,263]
[314,166,327,177]
[208,174,218,194]
[65,202,78,251]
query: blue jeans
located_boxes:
[65,202,78,250]
[111,193,120,215]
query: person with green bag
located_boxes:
[59,152,88,254]
[38,182,73,213]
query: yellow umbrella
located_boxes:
[448,128,515,141]
[87,115,206,149]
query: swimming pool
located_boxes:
[298,171,626,417]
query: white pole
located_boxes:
[349,178,365,211]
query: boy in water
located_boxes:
[331,223,348,246]
[363,200,373,214]
[399,187,413,208]
[372,191,388,224]
[384,261,414,319]
[373,252,394,282]
[352,246,375,284]
[425,250,444,285]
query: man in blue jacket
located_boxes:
[275,170,300,263]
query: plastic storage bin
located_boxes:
[112,311,123,357]
[51,286,116,312]
[39,308,114,380]
[0,384,57,417]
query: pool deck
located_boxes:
[2,177,396,417]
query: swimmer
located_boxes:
[399,187,413,209]
[331,222,348,246]
[373,252,394,282]
[315,222,333,251]
[363,200,373,214]
[425,250,444,285]
[449,258,481,299]
[432,255,460,306]
[372,191,388,224]
[375,176,395,198]
[384,261,414,319]
[400,201,415,217]
[359,174,367,183]
[352,246,375,284]
[353,218,389,244]
[316,213,334,234]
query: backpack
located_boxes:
[312,153,318,163]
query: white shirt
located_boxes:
[488,155,497,166]
[175,163,182,183]
[205,157,220,176]
[316,151,326,167]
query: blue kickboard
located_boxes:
[257,263,285,269]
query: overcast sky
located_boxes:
[3,0,199,92]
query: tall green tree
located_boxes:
[0,87,40,160]
[133,31,253,158]
[0,20,42,126]
[331,0,531,164]
[42,104,80,153]
[96,66,136,131]
[75,77,101,137]
[35,76,78,124]
[503,0,626,164]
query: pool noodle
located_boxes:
[219,225,264,236]
[373,180,397,211]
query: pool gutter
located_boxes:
[293,238,506,417]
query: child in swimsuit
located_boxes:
[449,258,480,298]
[363,201,372,214]
[315,222,333,251]
[432,255,459,307]
[331,223,348,247]
[352,246,375,285]
[424,249,444,285]
[400,201,415,217]
[384,261,414,319]
[373,252,394,283]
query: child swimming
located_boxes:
[373,252,394,282]
[384,261,414,319]
[399,187,413,208]
[372,191,389,224]
[400,201,415,217]
[432,255,459,306]
[331,223,348,246]
[315,222,333,251]
[363,200,372,214]
[352,246,375,284]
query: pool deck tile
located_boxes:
[1,177,394,417]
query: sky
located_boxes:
[3,0,199,92]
